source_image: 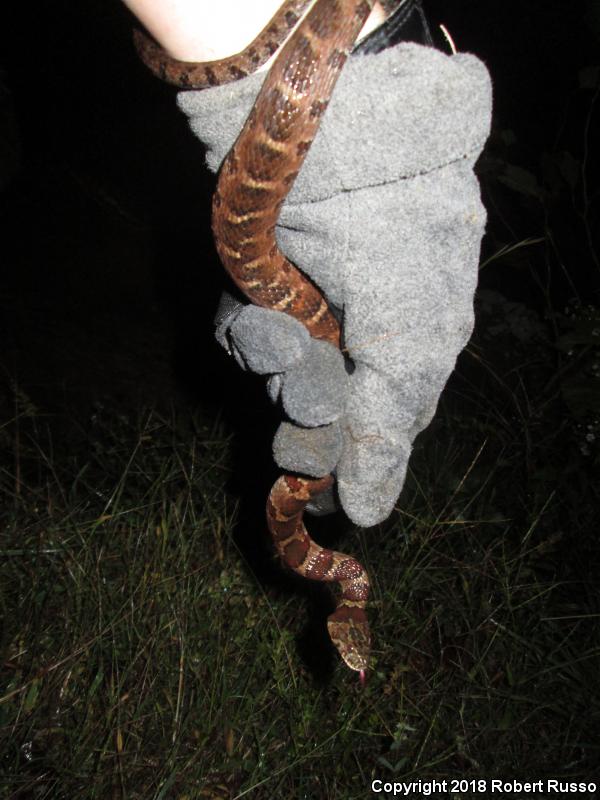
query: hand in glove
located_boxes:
[180,41,492,526]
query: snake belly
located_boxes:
[136,0,386,674]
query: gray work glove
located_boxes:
[214,293,348,430]
[178,42,492,527]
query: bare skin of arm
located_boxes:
[122,0,386,64]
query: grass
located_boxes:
[1,285,599,798]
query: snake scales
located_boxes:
[135,0,400,676]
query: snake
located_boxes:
[135,0,401,676]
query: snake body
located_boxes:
[133,0,313,88]
[135,0,388,674]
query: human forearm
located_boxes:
[123,0,385,63]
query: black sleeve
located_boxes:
[353,0,434,57]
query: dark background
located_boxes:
[1,0,598,415]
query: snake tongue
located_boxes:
[359,669,366,687]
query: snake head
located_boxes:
[327,606,370,673]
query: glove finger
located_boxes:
[215,291,244,353]
[336,367,428,527]
[337,433,411,527]
[273,420,343,477]
[229,305,310,374]
[281,339,348,426]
